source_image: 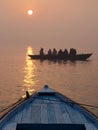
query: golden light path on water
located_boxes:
[23,46,36,95]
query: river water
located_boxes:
[0,46,98,116]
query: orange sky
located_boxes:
[0,0,98,53]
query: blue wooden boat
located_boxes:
[0,85,98,130]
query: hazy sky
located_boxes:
[0,0,98,54]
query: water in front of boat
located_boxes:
[0,46,98,116]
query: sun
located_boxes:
[27,10,33,15]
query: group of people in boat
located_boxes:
[39,48,77,57]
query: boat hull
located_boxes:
[0,85,98,130]
[28,53,92,61]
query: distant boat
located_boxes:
[28,53,92,61]
[0,85,98,130]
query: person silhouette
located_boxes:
[69,48,77,56]
[53,48,57,56]
[58,49,63,56]
[48,49,52,55]
[39,48,44,56]
[63,49,68,56]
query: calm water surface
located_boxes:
[0,47,98,116]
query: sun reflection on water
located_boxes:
[23,46,36,95]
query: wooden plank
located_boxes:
[47,104,56,123]
[14,111,23,123]
[41,104,48,123]
[42,95,61,104]
[2,123,17,130]
[65,104,88,124]
[14,105,24,123]
[31,104,41,123]
[85,123,98,130]
[54,103,65,123]
[21,103,32,123]
[32,98,43,104]
[60,103,72,123]
[1,112,18,130]
[42,95,54,104]
[42,95,57,123]
[46,94,73,123]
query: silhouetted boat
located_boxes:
[0,85,98,130]
[28,53,92,61]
